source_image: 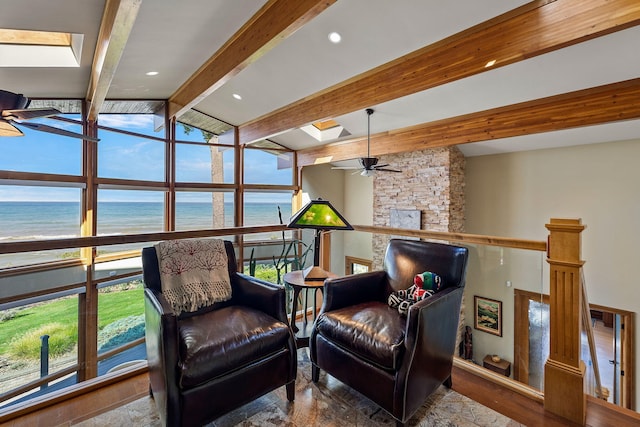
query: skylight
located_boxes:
[0,28,83,67]
[300,119,350,142]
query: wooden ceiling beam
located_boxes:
[86,0,142,121]
[167,0,336,120]
[297,78,640,166]
[239,0,640,144]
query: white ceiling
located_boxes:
[1,0,639,158]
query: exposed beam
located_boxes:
[167,0,336,120]
[297,78,640,166]
[239,0,640,144]
[86,0,142,121]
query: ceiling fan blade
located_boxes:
[375,167,402,173]
[331,166,360,170]
[12,121,100,142]
[0,120,24,136]
[2,108,61,121]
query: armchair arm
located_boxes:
[322,270,387,312]
[233,273,288,324]
[144,288,181,424]
[397,286,464,415]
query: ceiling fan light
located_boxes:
[361,169,373,177]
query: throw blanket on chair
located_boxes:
[155,239,232,315]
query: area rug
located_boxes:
[76,349,521,426]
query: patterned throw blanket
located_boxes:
[155,239,232,315]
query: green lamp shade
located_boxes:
[287,198,353,230]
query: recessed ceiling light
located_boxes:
[232,93,242,100]
[484,59,496,68]
[328,32,342,44]
[145,71,159,76]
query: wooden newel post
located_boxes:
[544,218,586,424]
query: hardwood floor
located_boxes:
[3,363,640,426]
[451,366,640,427]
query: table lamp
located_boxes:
[287,198,353,280]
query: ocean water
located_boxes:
[0,201,292,267]
[0,201,292,241]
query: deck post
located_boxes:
[544,218,586,424]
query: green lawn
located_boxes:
[0,270,281,359]
[0,286,144,358]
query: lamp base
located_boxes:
[302,265,330,281]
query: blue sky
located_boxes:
[0,114,292,203]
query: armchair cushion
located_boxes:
[315,301,406,371]
[178,305,292,389]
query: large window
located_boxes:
[97,278,145,374]
[97,127,165,181]
[0,101,300,409]
[175,143,234,184]
[0,116,83,176]
[0,186,82,268]
[244,191,292,241]
[175,191,234,231]
[0,293,80,407]
[96,189,164,255]
[244,146,293,185]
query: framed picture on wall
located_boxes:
[389,209,420,240]
[474,296,502,337]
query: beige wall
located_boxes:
[301,164,348,274]
[466,139,639,308]
[343,169,374,266]
[302,165,375,274]
[465,138,640,408]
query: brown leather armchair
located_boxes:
[310,239,468,427]
[142,240,296,427]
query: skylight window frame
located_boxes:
[0,28,83,67]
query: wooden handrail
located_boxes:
[353,225,547,251]
[0,224,547,256]
[581,269,609,401]
[0,224,287,255]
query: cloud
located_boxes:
[98,114,157,131]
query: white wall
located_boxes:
[465,138,640,409]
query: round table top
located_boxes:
[283,269,337,289]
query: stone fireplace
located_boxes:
[371,146,465,268]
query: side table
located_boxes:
[482,355,511,377]
[283,270,337,348]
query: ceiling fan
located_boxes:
[332,108,400,176]
[0,89,99,142]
